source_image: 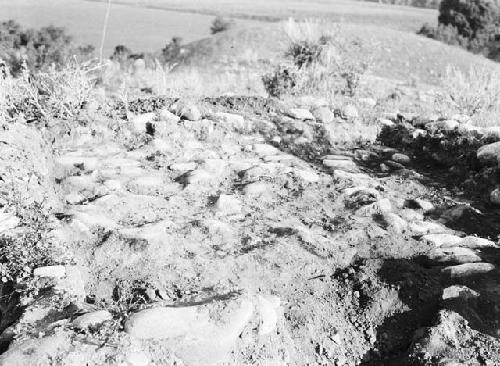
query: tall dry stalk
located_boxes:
[100,0,112,62]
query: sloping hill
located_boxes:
[87,0,436,32]
[180,22,500,86]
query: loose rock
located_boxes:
[287,108,315,121]
[73,310,112,329]
[215,195,242,215]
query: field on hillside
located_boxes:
[177,21,499,89]
[0,0,261,55]
[87,0,437,32]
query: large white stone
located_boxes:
[73,310,112,329]
[294,169,320,183]
[287,108,315,120]
[253,144,280,157]
[456,236,498,249]
[477,141,500,164]
[125,299,253,366]
[214,112,246,130]
[215,195,242,216]
[428,247,482,264]
[422,234,462,248]
[159,108,180,122]
[257,295,281,336]
[442,262,496,278]
[33,265,66,278]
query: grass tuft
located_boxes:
[436,64,500,125]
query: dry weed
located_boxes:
[437,64,500,126]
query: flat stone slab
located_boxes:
[442,285,479,300]
[287,108,315,120]
[73,310,112,329]
[422,234,462,248]
[125,299,253,366]
[215,195,242,216]
[428,247,482,265]
[33,265,66,278]
[323,159,357,171]
[442,262,496,278]
[452,236,498,249]
[408,221,448,236]
[252,144,280,157]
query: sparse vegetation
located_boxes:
[0,209,51,284]
[437,64,500,122]
[0,20,94,75]
[2,5,500,365]
[0,59,99,124]
[262,19,370,98]
[161,37,185,64]
[262,65,300,98]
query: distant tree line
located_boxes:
[0,14,236,75]
[361,0,440,8]
[0,20,94,75]
[418,0,500,60]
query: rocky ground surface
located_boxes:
[0,96,499,365]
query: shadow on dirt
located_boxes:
[360,252,500,365]
[354,148,500,364]
[264,119,500,363]
[359,258,443,365]
[357,145,500,239]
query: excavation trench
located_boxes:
[266,116,500,364]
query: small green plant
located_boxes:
[210,16,234,34]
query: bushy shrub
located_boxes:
[161,37,185,64]
[0,59,99,124]
[210,16,234,34]
[0,20,94,75]
[263,19,370,98]
[284,35,333,69]
[437,64,500,118]
[419,0,500,54]
[262,64,301,97]
[439,0,500,41]
[417,23,469,47]
[110,45,132,64]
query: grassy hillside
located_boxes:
[180,22,499,86]
[86,0,437,32]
